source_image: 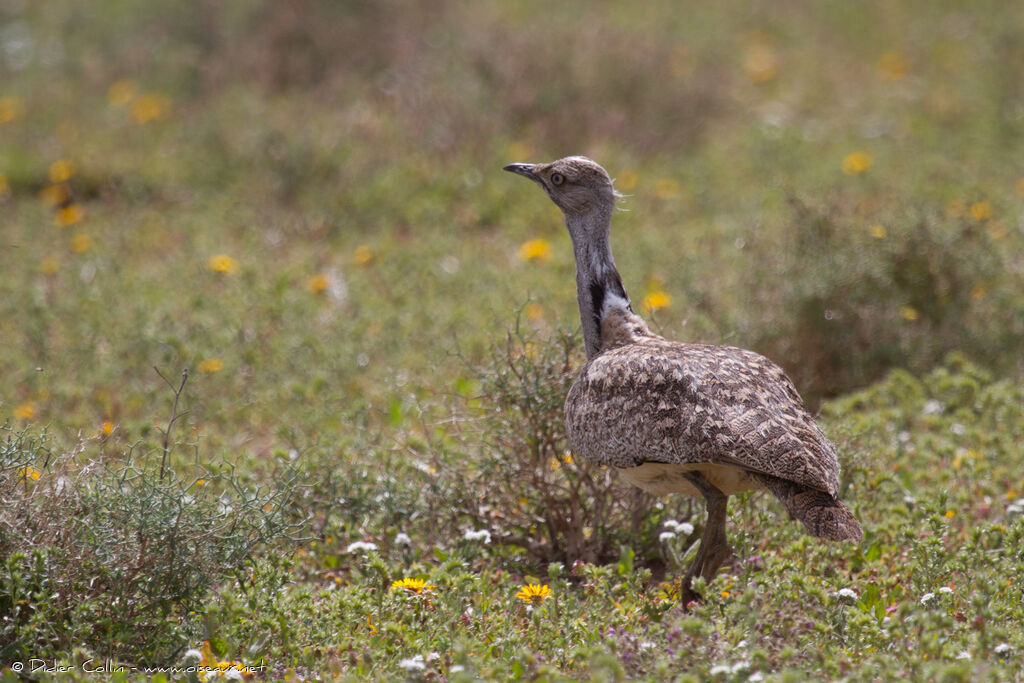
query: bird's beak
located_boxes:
[503,162,539,181]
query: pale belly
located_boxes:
[617,462,762,497]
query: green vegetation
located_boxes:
[2,0,1024,680]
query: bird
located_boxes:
[503,156,862,603]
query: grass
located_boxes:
[2,0,1024,680]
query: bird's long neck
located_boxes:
[565,206,633,359]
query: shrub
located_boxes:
[0,425,305,664]
[441,323,692,567]
[746,193,1023,403]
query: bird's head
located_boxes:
[503,156,619,217]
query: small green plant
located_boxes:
[0,418,304,664]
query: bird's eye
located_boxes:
[550,172,565,186]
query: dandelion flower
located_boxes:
[877,51,908,81]
[69,233,92,253]
[48,159,75,184]
[842,152,873,176]
[900,306,918,322]
[131,93,171,124]
[869,225,887,239]
[969,200,992,221]
[514,583,552,605]
[107,79,137,107]
[207,254,239,274]
[353,245,373,266]
[58,205,85,228]
[14,402,37,420]
[198,358,224,373]
[944,509,955,518]
[0,96,25,125]
[18,466,41,482]
[101,420,115,436]
[743,43,779,83]
[518,238,552,262]
[391,577,435,595]
[307,273,329,294]
[643,290,672,312]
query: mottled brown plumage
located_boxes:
[504,156,862,602]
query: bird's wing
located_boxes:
[565,339,840,496]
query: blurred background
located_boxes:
[2,0,1023,443]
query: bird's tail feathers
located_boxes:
[755,474,863,542]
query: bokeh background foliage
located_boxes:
[2,0,1024,679]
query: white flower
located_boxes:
[451,665,466,673]
[182,649,202,664]
[904,494,916,506]
[950,423,966,435]
[709,664,731,675]
[956,650,971,660]
[748,673,765,683]
[399,655,426,671]
[659,531,677,543]
[639,641,656,651]
[223,670,243,681]
[394,532,412,546]
[346,541,378,554]
[920,592,936,605]
[677,522,694,535]
[994,642,1012,655]
[923,399,944,415]
[938,586,954,595]
[731,660,751,673]
[835,588,858,601]
[463,528,492,543]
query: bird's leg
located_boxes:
[679,472,733,605]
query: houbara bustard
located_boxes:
[504,156,862,602]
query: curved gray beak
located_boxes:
[503,162,539,180]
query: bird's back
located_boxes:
[565,335,841,497]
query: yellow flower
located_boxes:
[654,178,679,200]
[518,238,552,262]
[69,233,92,253]
[877,51,908,81]
[869,225,887,239]
[207,254,239,274]
[391,577,435,595]
[524,302,544,320]
[57,205,85,227]
[40,184,70,207]
[0,96,25,125]
[353,245,373,266]
[515,583,552,605]
[616,169,638,192]
[18,466,41,482]
[944,509,955,519]
[40,257,59,275]
[900,306,919,321]
[842,151,873,176]
[14,402,37,420]
[101,420,115,436]
[643,290,672,312]
[131,93,171,124]
[307,273,329,294]
[107,79,137,107]
[969,200,992,221]
[0,173,9,197]
[198,358,224,373]
[48,159,75,184]
[721,590,731,598]
[743,42,779,83]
